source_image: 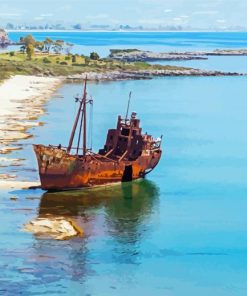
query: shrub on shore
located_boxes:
[43,57,51,64]
[90,52,100,60]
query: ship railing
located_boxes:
[48,145,94,154]
[48,145,118,162]
[151,143,161,149]
[48,145,81,151]
[150,136,163,150]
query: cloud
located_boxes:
[217,19,225,23]
[192,10,218,15]
[85,14,109,20]
[34,16,44,20]
[138,18,165,25]
[58,5,71,11]
[164,9,173,13]
[40,13,53,17]
[0,13,22,17]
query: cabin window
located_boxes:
[121,128,130,136]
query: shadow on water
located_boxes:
[38,179,160,257]
[39,179,160,223]
[20,179,160,287]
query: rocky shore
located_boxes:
[109,49,247,62]
[67,68,242,81]
[109,49,207,62]
[0,75,62,188]
[24,217,84,240]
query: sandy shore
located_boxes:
[0,75,62,151]
[0,180,40,190]
[0,75,63,188]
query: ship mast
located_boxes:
[67,78,87,155]
[83,80,87,157]
[125,91,132,122]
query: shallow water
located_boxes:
[1,74,247,295]
[149,55,247,73]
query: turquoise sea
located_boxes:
[1,32,247,295]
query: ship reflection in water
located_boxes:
[29,180,160,285]
[39,179,159,241]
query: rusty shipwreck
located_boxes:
[33,79,162,191]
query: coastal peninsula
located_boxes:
[0,51,241,83]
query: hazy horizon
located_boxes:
[0,0,246,30]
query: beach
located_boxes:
[0,75,62,187]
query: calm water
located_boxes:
[150,55,247,73]
[2,76,247,295]
[1,33,247,295]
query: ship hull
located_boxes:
[33,145,162,191]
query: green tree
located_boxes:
[19,35,36,58]
[44,37,53,53]
[90,52,100,60]
[20,45,26,54]
[26,44,34,60]
[23,35,36,47]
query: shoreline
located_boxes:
[0,75,63,187]
[0,75,63,150]
[0,180,40,190]
[66,69,243,81]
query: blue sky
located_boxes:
[0,0,246,28]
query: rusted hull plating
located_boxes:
[33,145,162,191]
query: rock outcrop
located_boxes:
[24,217,83,240]
[67,69,242,82]
[109,49,247,62]
[109,49,207,62]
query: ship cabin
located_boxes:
[99,112,160,161]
